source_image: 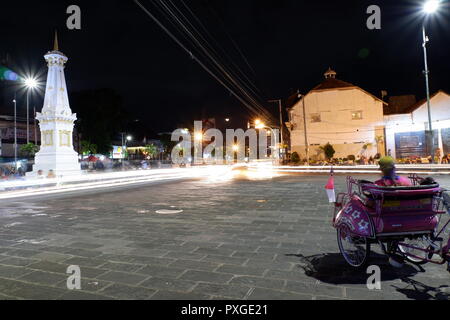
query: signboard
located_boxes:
[395,130,438,159]
[443,128,450,155]
[112,146,125,159]
[0,128,28,140]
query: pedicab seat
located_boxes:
[358,182,442,234]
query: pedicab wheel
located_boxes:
[397,238,432,265]
[337,226,370,268]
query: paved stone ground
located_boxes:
[0,173,449,300]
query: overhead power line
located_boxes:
[134,0,275,123]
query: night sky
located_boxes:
[1,0,450,133]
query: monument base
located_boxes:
[27,149,82,178]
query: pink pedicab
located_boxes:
[332,175,450,271]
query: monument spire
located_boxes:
[53,30,59,51]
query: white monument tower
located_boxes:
[30,32,81,177]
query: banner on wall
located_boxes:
[443,128,450,155]
[395,130,438,159]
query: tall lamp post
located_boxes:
[298,94,309,165]
[121,133,132,169]
[422,0,440,163]
[255,119,279,162]
[12,94,17,168]
[24,77,38,145]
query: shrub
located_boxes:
[320,143,336,160]
[348,155,356,161]
[291,152,300,163]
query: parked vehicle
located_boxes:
[332,175,450,272]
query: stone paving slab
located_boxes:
[0,174,448,300]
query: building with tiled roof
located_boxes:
[286,68,386,160]
[384,90,450,160]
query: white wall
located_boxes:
[289,87,385,158]
[384,92,450,158]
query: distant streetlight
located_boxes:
[194,132,203,142]
[421,0,440,163]
[24,77,38,144]
[225,118,230,122]
[253,119,279,160]
[232,144,239,152]
[120,133,133,168]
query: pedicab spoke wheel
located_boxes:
[398,238,431,265]
[337,226,370,268]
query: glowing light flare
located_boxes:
[0,166,233,200]
[423,0,440,14]
[194,132,203,141]
[24,77,38,89]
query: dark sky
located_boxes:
[1,0,450,133]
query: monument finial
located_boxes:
[53,30,59,51]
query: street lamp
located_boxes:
[194,132,203,142]
[12,95,17,168]
[24,77,38,144]
[421,0,440,163]
[120,133,133,169]
[253,120,279,161]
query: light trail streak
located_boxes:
[0,166,233,200]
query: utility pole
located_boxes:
[121,132,125,169]
[26,90,30,144]
[301,94,309,165]
[268,99,284,161]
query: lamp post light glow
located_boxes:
[24,77,38,89]
[253,120,280,161]
[194,132,203,142]
[424,0,440,13]
[421,0,440,163]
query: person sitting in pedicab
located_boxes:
[375,156,412,187]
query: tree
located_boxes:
[319,143,336,161]
[291,152,300,163]
[71,89,130,154]
[144,144,158,159]
[159,134,178,156]
[80,140,98,155]
[20,143,39,158]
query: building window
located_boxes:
[310,113,321,123]
[352,111,363,120]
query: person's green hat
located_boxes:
[379,156,395,170]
